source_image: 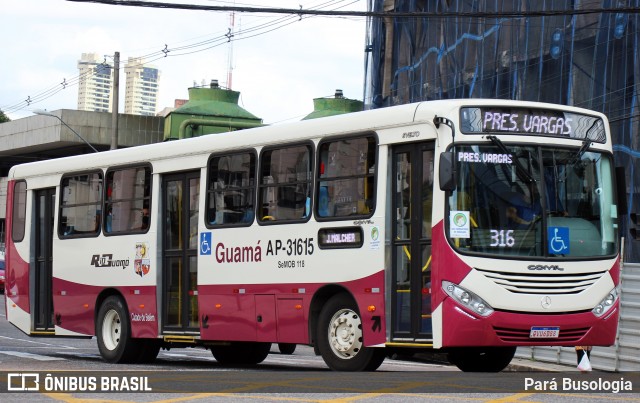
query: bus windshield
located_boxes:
[448,144,618,258]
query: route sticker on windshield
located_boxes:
[450,211,470,238]
[548,227,570,255]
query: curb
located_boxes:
[507,358,581,372]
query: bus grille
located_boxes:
[475,268,607,294]
[494,326,590,343]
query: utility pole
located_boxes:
[226,11,235,89]
[111,51,120,150]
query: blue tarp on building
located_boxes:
[365,0,640,261]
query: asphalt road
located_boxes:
[0,294,637,402]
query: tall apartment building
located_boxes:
[77,53,113,112]
[124,57,160,116]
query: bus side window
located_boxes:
[11,181,27,242]
[103,166,151,235]
[318,185,331,217]
[59,172,103,238]
[206,152,256,227]
[258,144,312,223]
[316,135,376,219]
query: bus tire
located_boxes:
[278,343,297,355]
[211,342,271,365]
[447,346,516,372]
[136,340,161,363]
[96,296,139,363]
[317,293,386,371]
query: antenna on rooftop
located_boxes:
[226,9,236,89]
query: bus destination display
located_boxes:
[318,227,363,249]
[460,106,606,143]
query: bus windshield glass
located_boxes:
[448,145,618,258]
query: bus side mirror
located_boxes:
[439,152,456,192]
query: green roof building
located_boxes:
[302,90,364,120]
[164,80,262,140]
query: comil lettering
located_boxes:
[527,264,564,271]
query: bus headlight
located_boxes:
[592,286,620,317]
[442,280,494,317]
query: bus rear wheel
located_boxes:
[317,294,386,371]
[96,296,139,363]
[447,346,516,372]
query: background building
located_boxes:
[365,0,639,371]
[77,53,113,112]
[124,57,160,116]
[163,81,262,141]
[365,0,640,262]
[0,110,164,249]
[302,89,364,120]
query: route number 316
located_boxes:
[490,229,515,247]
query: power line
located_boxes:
[66,0,640,18]
[1,62,107,114]
[5,1,640,119]
[1,0,355,115]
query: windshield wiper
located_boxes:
[569,138,592,166]
[486,135,536,184]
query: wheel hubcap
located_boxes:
[328,308,363,359]
[102,309,121,351]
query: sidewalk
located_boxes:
[507,357,590,372]
[410,351,596,372]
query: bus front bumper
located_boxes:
[439,297,619,347]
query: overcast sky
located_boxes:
[1,0,368,124]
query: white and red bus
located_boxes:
[4,99,622,371]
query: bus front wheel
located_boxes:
[96,296,139,363]
[317,294,386,371]
[447,346,516,372]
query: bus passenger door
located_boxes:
[34,188,55,332]
[161,171,200,333]
[391,142,434,342]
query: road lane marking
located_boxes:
[0,335,78,348]
[0,351,66,361]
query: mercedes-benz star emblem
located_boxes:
[541,296,552,309]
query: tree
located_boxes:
[0,109,10,123]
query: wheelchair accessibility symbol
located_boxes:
[548,227,569,255]
[200,232,212,255]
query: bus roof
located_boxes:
[8,102,422,179]
[8,99,608,180]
